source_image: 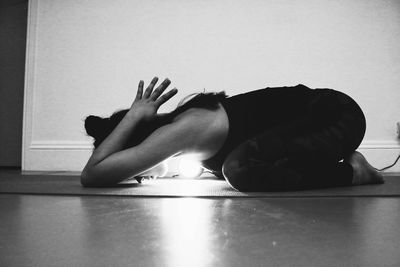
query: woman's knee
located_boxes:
[223,152,305,192]
[222,157,245,191]
[222,151,253,191]
[222,136,282,192]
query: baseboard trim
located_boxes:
[25,140,400,171]
[30,140,400,151]
[359,140,400,149]
[30,141,93,150]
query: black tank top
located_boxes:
[201,84,315,179]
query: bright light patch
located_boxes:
[178,157,203,178]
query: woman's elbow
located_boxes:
[80,167,127,187]
[80,169,107,187]
[80,170,96,187]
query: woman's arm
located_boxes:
[81,77,181,187]
[81,118,196,187]
[83,77,172,166]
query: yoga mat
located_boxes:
[0,170,399,197]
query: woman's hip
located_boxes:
[308,88,366,151]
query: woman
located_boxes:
[81,77,384,191]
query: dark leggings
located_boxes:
[222,89,366,192]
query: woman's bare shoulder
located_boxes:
[171,106,210,121]
[172,102,226,121]
[170,104,229,158]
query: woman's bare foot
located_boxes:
[343,151,385,185]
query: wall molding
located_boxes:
[30,141,93,150]
[22,0,39,170]
[358,140,400,149]
[24,139,399,172]
[29,140,400,151]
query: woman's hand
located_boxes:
[128,77,178,122]
[134,160,169,182]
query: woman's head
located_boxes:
[84,91,227,149]
[84,109,170,149]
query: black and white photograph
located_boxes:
[1,0,400,266]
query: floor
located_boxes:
[1,172,400,267]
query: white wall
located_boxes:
[23,0,400,173]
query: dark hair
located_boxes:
[84,91,228,149]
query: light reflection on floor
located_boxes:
[1,195,400,266]
[161,198,216,267]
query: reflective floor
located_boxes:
[1,194,399,267]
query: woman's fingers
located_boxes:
[156,88,178,107]
[139,77,175,106]
[151,78,171,101]
[143,76,159,98]
[135,80,144,101]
